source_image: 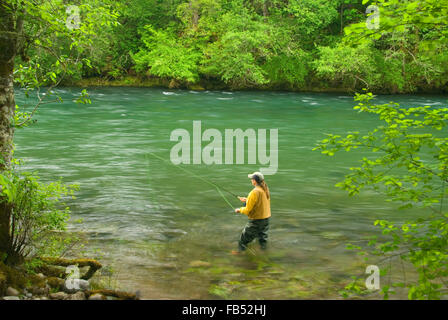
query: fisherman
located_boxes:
[233,172,271,254]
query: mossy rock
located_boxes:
[0,268,6,296]
[35,264,65,278]
[189,260,211,268]
[0,261,27,291]
[187,84,205,91]
[320,231,346,240]
[46,277,65,290]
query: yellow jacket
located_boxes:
[239,186,271,220]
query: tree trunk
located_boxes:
[0,1,18,263]
[189,1,199,29]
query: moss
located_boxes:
[187,83,206,91]
[86,289,138,300]
[41,257,102,280]
[46,276,64,290]
[0,261,27,292]
[0,268,6,295]
[35,264,65,278]
[62,76,171,88]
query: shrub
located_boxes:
[0,165,78,264]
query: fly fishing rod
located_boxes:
[146,152,240,210]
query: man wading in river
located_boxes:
[233,172,271,254]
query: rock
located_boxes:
[47,277,65,289]
[40,296,49,300]
[320,231,345,240]
[63,279,90,293]
[31,286,48,295]
[6,287,20,296]
[188,84,205,91]
[2,296,20,300]
[26,292,32,298]
[79,279,90,291]
[88,293,105,300]
[69,291,86,300]
[189,260,211,268]
[49,291,69,300]
[36,273,45,280]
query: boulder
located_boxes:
[49,291,69,300]
[2,296,20,300]
[88,293,105,300]
[46,277,65,289]
[63,279,90,293]
[69,291,86,300]
[31,286,48,295]
[36,273,45,280]
[6,287,20,296]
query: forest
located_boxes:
[24,0,448,93]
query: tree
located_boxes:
[132,25,202,84]
[315,0,448,92]
[0,0,117,264]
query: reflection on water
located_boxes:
[14,88,447,299]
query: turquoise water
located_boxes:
[14,88,448,299]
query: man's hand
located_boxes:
[235,208,241,213]
[238,196,247,202]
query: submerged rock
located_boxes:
[189,260,211,268]
[320,231,345,240]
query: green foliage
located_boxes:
[345,0,448,49]
[0,163,79,262]
[314,92,448,299]
[314,43,380,89]
[262,52,310,88]
[132,26,202,83]
[10,0,118,122]
[285,0,340,36]
[11,0,447,92]
[200,11,272,87]
[340,0,448,92]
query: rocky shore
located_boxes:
[0,258,138,300]
[2,276,103,300]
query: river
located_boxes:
[14,87,448,299]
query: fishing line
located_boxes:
[216,186,235,210]
[146,152,238,209]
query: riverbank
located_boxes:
[61,76,448,94]
[0,258,138,300]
